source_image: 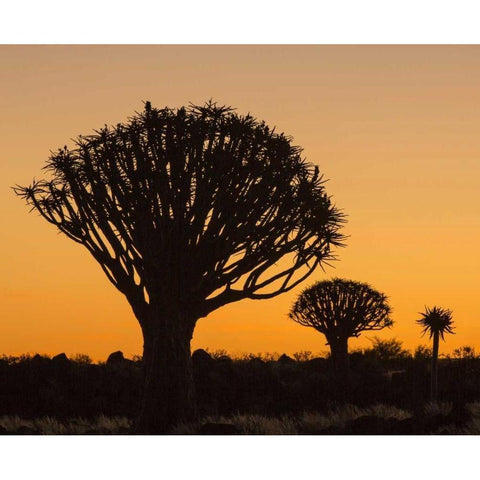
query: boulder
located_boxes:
[52,353,69,363]
[192,349,214,370]
[31,353,48,364]
[30,354,50,371]
[278,354,295,364]
[106,351,126,367]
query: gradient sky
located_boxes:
[1,45,479,360]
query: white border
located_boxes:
[0,436,476,479]
[2,0,480,44]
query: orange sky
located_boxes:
[1,45,479,360]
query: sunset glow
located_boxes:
[2,45,479,360]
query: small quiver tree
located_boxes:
[289,278,393,382]
[14,101,345,433]
[416,306,454,402]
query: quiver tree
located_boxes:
[14,101,345,433]
[416,306,454,402]
[289,278,392,381]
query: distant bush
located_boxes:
[414,345,432,361]
[365,337,411,362]
[71,354,92,365]
[451,345,476,360]
[292,351,313,362]
[205,349,229,360]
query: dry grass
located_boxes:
[423,401,453,417]
[172,414,298,435]
[299,404,411,434]
[3,401,480,434]
[172,403,413,435]
[0,415,131,434]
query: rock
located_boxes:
[30,354,50,372]
[248,357,267,368]
[52,353,69,364]
[197,423,240,435]
[278,354,295,364]
[31,353,48,364]
[106,351,126,367]
[51,353,71,372]
[192,349,214,369]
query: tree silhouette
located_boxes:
[417,306,454,402]
[14,101,345,433]
[289,278,392,381]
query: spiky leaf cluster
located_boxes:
[417,306,454,341]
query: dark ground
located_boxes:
[0,347,478,433]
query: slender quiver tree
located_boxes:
[289,278,392,382]
[14,102,345,432]
[416,306,454,402]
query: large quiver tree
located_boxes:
[289,278,392,381]
[14,102,345,432]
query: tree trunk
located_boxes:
[328,336,350,390]
[431,331,439,402]
[134,312,197,434]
